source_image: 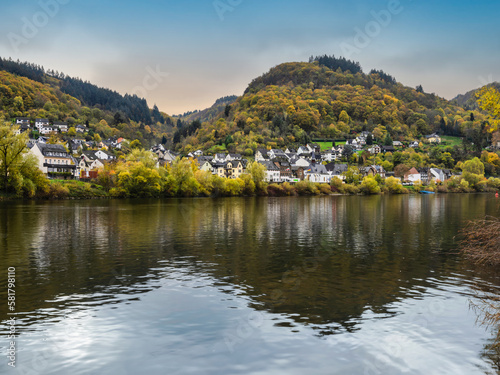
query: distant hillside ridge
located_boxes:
[453,82,500,110]
[0,57,153,124]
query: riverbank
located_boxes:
[1,178,499,201]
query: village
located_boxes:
[14,117,462,186]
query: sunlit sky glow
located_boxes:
[1,0,499,114]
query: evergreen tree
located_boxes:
[384,133,393,146]
[366,134,373,145]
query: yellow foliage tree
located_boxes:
[476,86,500,132]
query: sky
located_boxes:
[0,0,499,115]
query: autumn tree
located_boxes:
[0,124,45,195]
[477,86,500,133]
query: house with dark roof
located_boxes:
[425,134,441,144]
[269,149,288,160]
[362,165,386,179]
[259,160,280,182]
[53,121,69,133]
[255,149,269,161]
[30,143,77,179]
[16,117,30,126]
[35,119,49,129]
[76,124,88,133]
[305,161,331,183]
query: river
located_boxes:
[1,195,499,374]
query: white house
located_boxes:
[404,168,421,184]
[35,119,49,129]
[39,126,55,135]
[16,117,30,126]
[30,143,78,179]
[305,163,331,183]
[95,150,115,160]
[367,145,381,154]
[255,149,269,161]
[76,124,88,133]
[259,161,281,183]
[53,122,68,133]
[292,157,310,168]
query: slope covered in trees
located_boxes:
[0,57,153,124]
[453,82,500,110]
[0,68,175,148]
[173,58,494,155]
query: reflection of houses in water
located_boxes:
[407,196,422,225]
[30,203,114,272]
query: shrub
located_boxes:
[385,176,405,194]
[330,176,343,192]
[296,180,320,195]
[359,176,381,195]
[341,183,360,195]
[319,183,333,195]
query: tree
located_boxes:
[366,134,373,145]
[416,85,424,93]
[415,118,430,135]
[383,132,393,146]
[463,157,485,175]
[343,145,354,161]
[343,166,362,185]
[247,161,266,193]
[130,139,142,149]
[224,135,233,147]
[360,176,380,194]
[385,176,405,194]
[0,125,44,194]
[462,157,485,189]
[477,86,500,133]
[394,163,410,178]
[339,110,350,124]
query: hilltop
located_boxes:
[453,82,500,110]
[0,57,175,148]
[171,55,493,155]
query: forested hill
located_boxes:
[173,55,490,155]
[177,95,238,124]
[453,82,500,110]
[0,57,153,124]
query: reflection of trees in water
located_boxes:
[1,195,500,348]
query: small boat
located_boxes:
[420,190,435,194]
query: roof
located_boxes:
[406,167,420,175]
[37,143,69,156]
[332,164,348,175]
[425,133,440,139]
[325,162,337,172]
[259,160,279,171]
[307,163,328,174]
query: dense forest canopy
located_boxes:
[0,57,153,124]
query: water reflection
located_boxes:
[0,195,499,374]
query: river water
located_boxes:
[1,195,499,374]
